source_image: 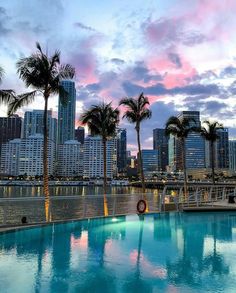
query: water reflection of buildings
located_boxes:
[165,213,234,290]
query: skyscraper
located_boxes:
[153,128,169,171]
[168,111,205,170]
[57,140,83,177]
[116,128,127,174]
[229,140,236,172]
[1,134,56,176]
[83,136,117,179]
[23,110,57,142]
[139,149,158,178]
[216,128,229,169]
[75,126,85,144]
[0,115,22,155]
[58,80,76,144]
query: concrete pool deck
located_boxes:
[183,199,236,212]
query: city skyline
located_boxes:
[1,0,236,153]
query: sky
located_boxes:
[1,0,236,153]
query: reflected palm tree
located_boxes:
[166,217,230,289]
[123,215,152,292]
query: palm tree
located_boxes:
[7,42,75,197]
[119,93,152,194]
[0,66,15,104]
[80,102,120,194]
[201,120,223,184]
[165,116,197,197]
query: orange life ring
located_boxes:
[137,199,147,214]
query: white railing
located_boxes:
[159,185,236,211]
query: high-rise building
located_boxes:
[75,126,85,144]
[23,110,57,142]
[0,134,56,176]
[58,80,76,144]
[216,128,229,169]
[57,140,83,177]
[0,115,22,155]
[83,136,117,179]
[153,128,169,171]
[229,140,236,172]
[139,149,158,178]
[116,128,127,174]
[18,134,56,176]
[168,111,205,170]
[0,139,21,176]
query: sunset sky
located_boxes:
[1,0,236,153]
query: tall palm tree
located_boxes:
[201,120,223,184]
[119,93,152,194]
[165,116,197,197]
[80,102,120,194]
[7,42,75,197]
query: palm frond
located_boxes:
[120,93,151,125]
[7,91,37,116]
[201,120,224,142]
[119,98,137,112]
[140,108,152,121]
[81,102,120,139]
[0,90,16,105]
[58,64,75,79]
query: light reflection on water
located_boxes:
[1,212,236,292]
[0,186,158,224]
[0,185,150,198]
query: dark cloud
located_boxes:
[168,53,182,68]
[74,22,96,32]
[85,83,101,91]
[220,66,236,78]
[0,7,10,37]
[110,58,125,65]
[122,81,220,97]
[143,17,207,48]
[129,61,163,83]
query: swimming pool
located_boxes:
[1,212,236,292]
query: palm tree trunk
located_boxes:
[182,138,188,198]
[43,95,49,197]
[136,126,145,194]
[103,139,107,193]
[210,141,215,185]
[103,139,108,216]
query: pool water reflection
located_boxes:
[1,212,236,292]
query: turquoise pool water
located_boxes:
[1,212,236,292]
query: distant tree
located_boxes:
[80,102,119,193]
[200,121,223,184]
[119,93,152,194]
[7,42,75,197]
[165,116,197,197]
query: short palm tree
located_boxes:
[165,116,197,197]
[119,93,152,194]
[8,42,75,197]
[80,102,120,193]
[201,120,223,184]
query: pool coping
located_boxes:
[0,212,161,235]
